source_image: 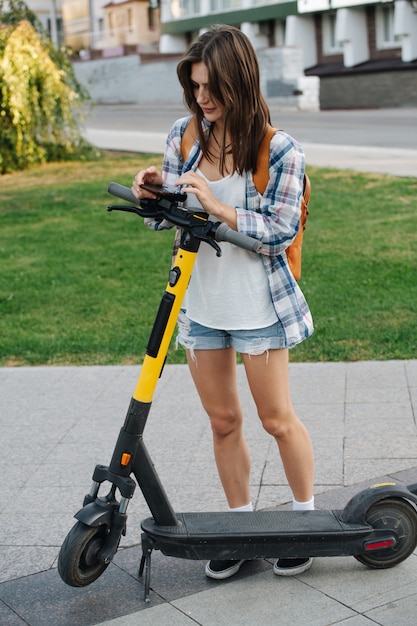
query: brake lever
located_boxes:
[107,204,143,215]
[189,221,222,257]
[107,198,167,219]
[199,234,222,257]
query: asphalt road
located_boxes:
[85,104,417,151]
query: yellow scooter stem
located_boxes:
[133,245,197,403]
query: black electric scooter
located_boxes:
[58,182,417,602]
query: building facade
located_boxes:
[159,0,417,107]
[62,0,160,53]
[21,0,159,53]
[23,0,417,107]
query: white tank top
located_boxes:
[183,170,277,330]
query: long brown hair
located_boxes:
[177,25,271,175]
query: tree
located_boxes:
[0,0,96,174]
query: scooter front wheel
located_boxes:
[355,498,417,569]
[58,521,110,586]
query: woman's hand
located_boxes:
[176,171,237,229]
[131,166,163,199]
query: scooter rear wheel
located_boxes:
[58,521,110,586]
[355,498,417,569]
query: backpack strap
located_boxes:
[253,125,277,195]
[181,117,198,162]
[255,125,310,220]
[254,125,310,281]
[254,125,310,203]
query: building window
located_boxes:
[206,0,242,11]
[47,17,64,43]
[180,0,201,15]
[148,6,155,29]
[375,3,398,49]
[127,8,133,32]
[322,12,343,55]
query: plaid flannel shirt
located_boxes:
[153,116,313,348]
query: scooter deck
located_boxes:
[141,509,374,560]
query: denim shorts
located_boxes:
[176,309,287,357]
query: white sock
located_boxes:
[229,503,253,512]
[293,496,314,511]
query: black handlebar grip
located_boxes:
[108,182,138,204]
[215,222,262,254]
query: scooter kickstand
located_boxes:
[139,534,154,603]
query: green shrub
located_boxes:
[0,1,97,173]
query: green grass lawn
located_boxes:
[1,153,416,366]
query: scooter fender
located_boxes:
[74,499,116,529]
[340,481,417,524]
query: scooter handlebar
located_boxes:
[108,182,138,205]
[107,182,262,254]
[214,222,262,254]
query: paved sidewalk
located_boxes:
[1,360,417,625]
[83,127,417,178]
[81,105,417,178]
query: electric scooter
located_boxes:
[58,182,417,602]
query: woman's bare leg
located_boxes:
[186,348,251,508]
[242,349,314,502]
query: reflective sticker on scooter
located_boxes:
[370,482,397,489]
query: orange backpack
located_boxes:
[181,118,310,281]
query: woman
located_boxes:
[132,24,315,580]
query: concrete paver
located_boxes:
[82,105,417,178]
[1,360,417,625]
[83,127,417,178]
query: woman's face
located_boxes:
[191,62,225,124]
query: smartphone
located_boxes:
[140,183,187,202]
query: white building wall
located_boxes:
[285,15,317,68]
[336,7,369,67]
[159,33,188,53]
[241,21,270,49]
[394,0,417,62]
[74,54,183,103]
[258,47,319,110]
